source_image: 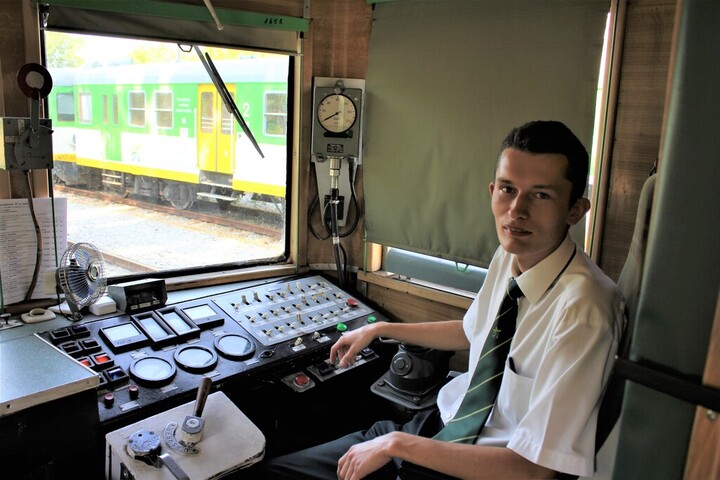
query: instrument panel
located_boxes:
[37,275,386,427]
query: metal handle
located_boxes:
[158,452,190,480]
[193,377,212,417]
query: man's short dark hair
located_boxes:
[498,120,589,205]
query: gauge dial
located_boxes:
[317,94,357,133]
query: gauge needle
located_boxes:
[323,112,340,121]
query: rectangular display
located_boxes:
[183,304,216,320]
[181,304,224,329]
[133,312,177,348]
[158,307,201,340]
[99,322,149,353]
[162,311,192,333]
[103,323,141,342]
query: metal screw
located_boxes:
[706,409,718,421]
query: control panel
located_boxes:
[37,275,387,427]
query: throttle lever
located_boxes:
[181,377,212,446]
[193,377,212,417]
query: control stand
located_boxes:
[106,380,264,480]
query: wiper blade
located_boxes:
[193,45,264,158]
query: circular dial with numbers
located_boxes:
[317,94,357,133]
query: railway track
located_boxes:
[55,185,284,239]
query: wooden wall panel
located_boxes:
[684,292,720,479]
[304,0,373,271]
[599,0,676,281]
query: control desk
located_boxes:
[23,274,395,477]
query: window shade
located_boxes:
[40,0,307,54]
[363,0,609,267]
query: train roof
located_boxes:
[49,57,288,87]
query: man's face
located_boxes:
[489,148,589,272]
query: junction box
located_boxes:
[0,117,53,170]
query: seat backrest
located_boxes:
[594,173,657,453]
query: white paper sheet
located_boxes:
[0,197,67,306]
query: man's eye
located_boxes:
[535,192,551,200]
[500,186,515,194]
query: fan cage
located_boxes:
[57,243,108,307]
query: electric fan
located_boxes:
[55,242,108,320]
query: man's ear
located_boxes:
[489,182,495,196]
[568,197,591,226]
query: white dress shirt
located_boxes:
[436,235,625,477]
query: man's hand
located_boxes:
[337,434,394,480]
[329,323,378,368]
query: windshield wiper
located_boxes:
[192,45,264,158]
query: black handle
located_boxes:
[193,377,212,417]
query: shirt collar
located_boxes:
[513,234,576,304]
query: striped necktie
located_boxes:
[434,278,524,444]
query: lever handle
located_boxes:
[193,377,212,417]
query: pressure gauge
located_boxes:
[316,94,357,133]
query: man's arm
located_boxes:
[338,432,555,480]
[330,320,469,367]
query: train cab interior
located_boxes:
[0,1,718,479]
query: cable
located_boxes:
[23,171,43,302]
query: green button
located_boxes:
[367,315,377,323]
[336,322,348,332]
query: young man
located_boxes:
[262,120,625,479]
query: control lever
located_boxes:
[126,430,190,480]
[181,377,212,445]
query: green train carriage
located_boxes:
[48,57,289,209]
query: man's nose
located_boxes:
[509,195,529,219]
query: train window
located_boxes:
[44,31,290,279]
[56,93,74,122]
[265,92,288,136]
[221,94,234,136]
[128,91,146,127]
[102,96,109,125]
[112,95,119,126]
[154,92,173,129]
[78,93,92,124]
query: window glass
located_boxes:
[155,91,173,129]
[129,91,146,127]
[45,32,289,278]
[57,93,75,122]
[265,92,287,136]
[78,93,92,123]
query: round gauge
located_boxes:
[317,94,357,133]
[174,345,218,373]
[214,333,255,360]
[129,356,176,387]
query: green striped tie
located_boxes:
[434,278,523,444]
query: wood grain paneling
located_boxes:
[304,0,373,270]
[599,0,676,281]
[684,292,720,479]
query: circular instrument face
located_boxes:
[214,333,255,360]
[317,94,357,133]
[129,356,176,387]
[174,345,218,373]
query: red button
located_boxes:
[294,373,310,387]
[346,298,359,308]
[103,393,115,408]
[94,354,111,364]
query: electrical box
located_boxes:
[0,117,53,170]
[108,278,168,314]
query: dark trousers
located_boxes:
[259,409,442,480]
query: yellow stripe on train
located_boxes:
[76,157,200,184]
